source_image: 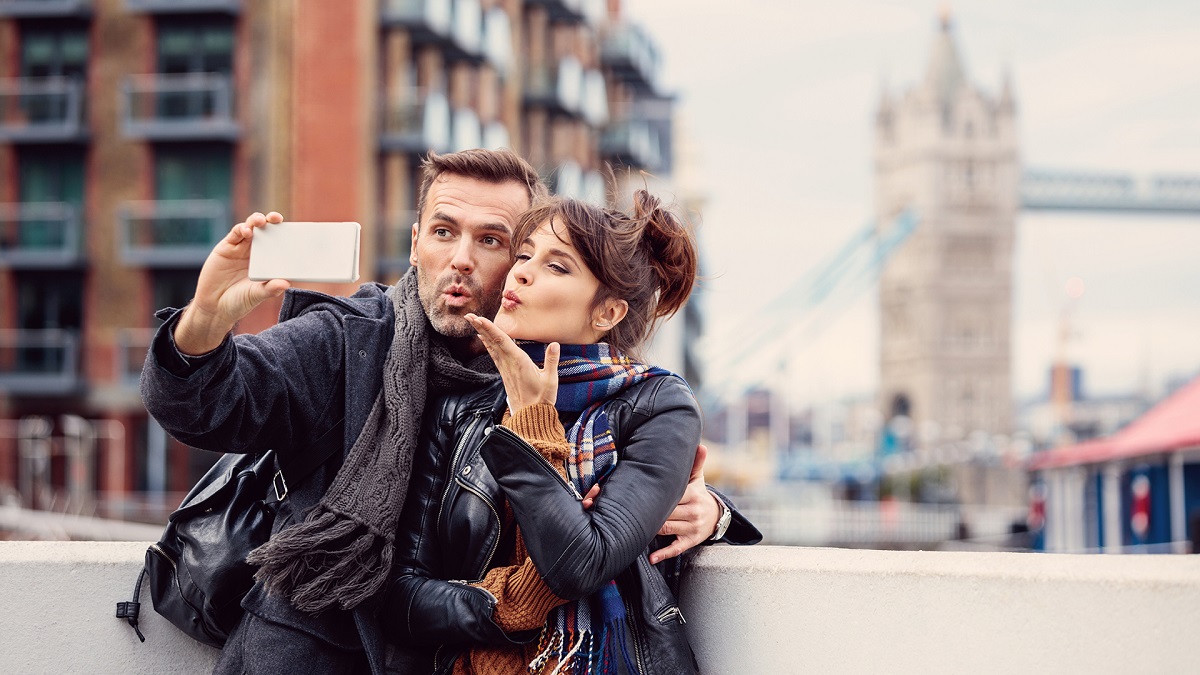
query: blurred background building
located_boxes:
[0,0,694,534]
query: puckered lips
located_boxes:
[500,289,521,311]
[441,282,473,308]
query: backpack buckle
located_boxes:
[272,470,288,501]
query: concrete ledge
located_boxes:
[1,542,1197,674]
[680,546,1200,674]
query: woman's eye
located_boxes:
[549,263,568,274]
[515,253,532,261]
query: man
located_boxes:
[142,149,756,674]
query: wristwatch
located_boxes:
[708,491,733,541]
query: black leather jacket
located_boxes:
[384,376,760,674]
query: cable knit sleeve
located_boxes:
[471,404,571,631]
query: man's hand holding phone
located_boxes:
[174,212,291,356]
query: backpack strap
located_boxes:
[269,417,346,502]
[115,567,147,642]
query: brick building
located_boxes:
[0,0,677,520]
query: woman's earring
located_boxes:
[594,321,612,329]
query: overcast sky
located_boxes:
[624,0,1200,403]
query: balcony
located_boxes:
[445,0,482,61]
[117,199,227,267]
[451,107,481,151]
[376,211,416,281]
[124,0,240,14]
[580,69,608,127]
[0,202,85,269]
[481,8,513,75]
[0,78,87,143]
[380,90,450,153]
[380,0,452,43]
[600,120,662,171]
[0,329,82,396]
[120,73,238,141]
[0,0,91,17]
[523,57,582,115]
[481,120,508,150]
[601,23,661,93]
[548,161,582,198]
[114,328,154,388]
[524,0,585,23]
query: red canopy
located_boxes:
[1029,375,1200,470]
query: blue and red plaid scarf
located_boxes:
[516,342,681,674]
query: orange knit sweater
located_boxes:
[453,404,572,675]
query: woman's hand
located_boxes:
[465,313,560,413]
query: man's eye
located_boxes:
[482,236,501,246]
[433,227,451,237]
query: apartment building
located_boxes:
[0,0,678,521]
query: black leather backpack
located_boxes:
[116,419,344,647]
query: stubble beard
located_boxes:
[417,267,503,338]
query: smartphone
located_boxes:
[248,221,361,283]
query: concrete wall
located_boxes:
[1,542,1197,674]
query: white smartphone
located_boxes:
[248,221,361,283]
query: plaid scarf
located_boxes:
[517,342,675,675]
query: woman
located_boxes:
[386,191,752,674]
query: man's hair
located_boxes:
[415,149,548,222]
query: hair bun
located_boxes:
[630,190,697,320]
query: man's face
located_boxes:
[411,174,531,338]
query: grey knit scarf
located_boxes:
[246,268,498,612]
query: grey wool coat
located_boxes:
[141,283,401,673]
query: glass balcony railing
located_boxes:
[0,0,92,18]
[451,107,481,152]
[600,120,663,171]
[115,328,155,387]
[117,199,228,267]
[376,210,417,281]
[380,0,452,42]
[0,77,87,142]
[0,329,82,396]
[601,24,661,93]
[0,202,85,268]
[524,57,583,116]
[380,90,451,153]
[124,0,240,14]
[446,0,482,60]
[120,73,238,141]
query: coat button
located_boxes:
[358,350,367,358]
[462,465,472,476]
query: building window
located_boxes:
[15,146,85,251]
[152,270,201,318]
[21,25,89,79]
[14,271,83,372]
[157,19,234,75]
[154,143,231,244]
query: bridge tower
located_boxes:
[875,16,1019,468]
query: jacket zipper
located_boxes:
[456,480,503,579]
[655,605,686,624]
[622,592,648,674]
[436,410,485,534]
[488,425,583,500]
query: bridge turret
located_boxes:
[874,15,1023,506]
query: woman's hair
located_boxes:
[512,190,698,357]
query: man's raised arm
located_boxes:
[173,211,290,355]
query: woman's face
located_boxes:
[494,219,608,345]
